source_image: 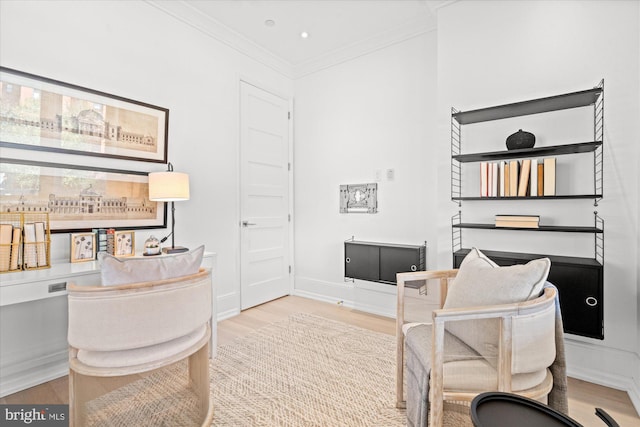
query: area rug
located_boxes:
[86,313,472,426]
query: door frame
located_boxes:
[237,77,294,310]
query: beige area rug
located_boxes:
[86,313,472,426]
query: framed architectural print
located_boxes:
[70,232,96,263]
[0,67,168,163]
[0,158,167,233]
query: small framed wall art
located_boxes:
[339,183,378,214]
[70,232,96,263]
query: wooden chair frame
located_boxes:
[396,269,557,427]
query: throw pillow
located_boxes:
[444,248,551,366]
[99,245,204,286]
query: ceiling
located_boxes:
[148,1,451,78]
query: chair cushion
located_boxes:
[77,324,207,368]
[443,248,550,365]
[99,245,204,286]
[405,323,549,394]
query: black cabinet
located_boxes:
[345,241,425,285]
[454,249,603,339]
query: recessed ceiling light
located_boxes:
[300,31,309,39]
[265,19,275,27]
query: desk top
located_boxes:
[0,252,216,287]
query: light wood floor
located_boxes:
[2,295,638,426]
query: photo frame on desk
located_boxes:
[114,230,135,257]
[0,158,167,233]
[71,232,96,263]
[0,66,168,163]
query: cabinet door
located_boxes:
[379,246,420,283]
[548,263,603,339]
[345,243,379,282]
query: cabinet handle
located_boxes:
[48,282,67,293]
[410,265,417,272]
[345,257,351,263]
[585,296,598,307]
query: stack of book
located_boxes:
[495,215,540,228]
[93,228,109,253]
[106,228,116,255]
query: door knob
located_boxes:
[242,220,256,227]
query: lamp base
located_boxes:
[162,246,189,254]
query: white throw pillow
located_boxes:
[99,245,204,286]
[444,248,550,365]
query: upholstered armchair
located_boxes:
[67,257,214,426]
[395,248,567,427]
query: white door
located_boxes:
[240,81,291,310]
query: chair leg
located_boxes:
[69,370,87,427]
[189,342,214,425]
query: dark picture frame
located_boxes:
[0,67,169,163]
[0,158,167,233]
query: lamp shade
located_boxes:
[148,171,190,201]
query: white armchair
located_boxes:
[395,249,566,427]
[67,268,214,426]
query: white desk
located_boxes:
[0,252,216,398]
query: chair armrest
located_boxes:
[432,287,556,323]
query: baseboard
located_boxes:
[0,350,68,398]
[294,276,396,318]
[217,307,240,321]
[565,339,640,416]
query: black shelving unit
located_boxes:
[450,81,605,339]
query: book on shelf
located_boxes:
[543,157,556,196]
[517,159,531,197]
[495,215,540,222]
[509,160,519,196]
[106,228,116,255]
[499,161,506,197]
[34,222,47,267]
[23,223,38,269]
[537,161,544,196]
[0,223,12,272]
[9,227,21,271]
[480,162,488,197]
[495,214,540,228]
[530,159,538,196]
[504,162,510,197]
[93,228,108,253]
[495,220,540,228]
[490,162,498,197]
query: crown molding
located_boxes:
[145,0,294,78]
[146,0,443,81]
[292,16,436,79]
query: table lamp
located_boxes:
[148,162,190,254]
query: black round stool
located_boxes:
[471,392,619,427]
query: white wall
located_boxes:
[436,0,639,410]
[0,0,293,318]
[293,32,438,316]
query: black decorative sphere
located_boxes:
[506,129,536,150]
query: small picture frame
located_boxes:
[70,233,96,263]
[115,230,135,257]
